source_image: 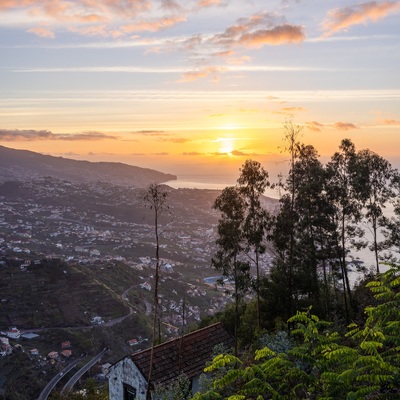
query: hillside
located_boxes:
[0,175,278,399]
[0,145,176,187]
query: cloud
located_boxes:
[27,26,55,38]
[59,152,80,156]
[68,25,125,39]
[305,121,359,132]
[273,106,306,115]
[334,122,359,131]
[161,0,183,12]
[0,129,117,141]
[225,55,252,65]
[1,0,184,39]
[267,96,281,101]
[231,149,264,156]
[281,106,306,112]
[0,0,37,11]
[305,121,324,132]
[211,12,305,49]
[239,24,305,47]
[178,66,225,82]
[380,118,400,125]
[121,15,186,33]
[231,149,246,156]
[323,1,400,36]
[160,137,189,143]
[87,151,115,156]
[152,152,169,156]
[134,130,169,136]
[182,151,203,156]
[130,130,187,142]
[197,0,223,7]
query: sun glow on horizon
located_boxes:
[215,137,235,155]
[217,122,242,131]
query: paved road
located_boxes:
[60,348,108,396]
[37,357,82,400]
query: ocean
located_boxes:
[165,174,281,199]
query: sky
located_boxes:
[0,0,399,181]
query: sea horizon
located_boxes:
[165,174,281,199]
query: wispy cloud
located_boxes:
[133,130,169,136]
[323,1,400,36]
[334,122,359,131]
[305,121,359,132]
[231,149,265,157]
[171,11,305,81]
[27,26,55,38]
[0,129,117,141]
[210,11,305,49]
[196,0,223,8]
[209,148,265,157]
[121,15,186,33]
[159,137,189,143]
[1,0,185,38]
[379,118,400,125]
[131,130,188,143]
[272,107,307,115]
[178,66,226,82]
[281,106,306,112]
[239,24,305,47]
[305,121,324,132]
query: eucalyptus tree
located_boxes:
[144,183,169,400]
[211,186,251,356]
[289,144,339,316]
[353,148,399,273]
[326,139,362,321]
[237,159,271,329]
[274,120,303,318]
[269,143,338,320]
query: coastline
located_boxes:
[165,175,281,199]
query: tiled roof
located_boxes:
[131,322,234,387]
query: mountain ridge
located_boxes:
[0,145,176,187]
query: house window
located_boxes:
[123,383,137,400]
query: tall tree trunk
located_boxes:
[147,209,160,400]
[255,248,261,329]
[340,213,350,324]
[372,215,380,274]
[234,255,239,358]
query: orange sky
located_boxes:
[0,1,399,178]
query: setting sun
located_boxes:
[215,137,235,155]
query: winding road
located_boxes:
[60,348,108,397]
[37,357,83,400]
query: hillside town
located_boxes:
[0,176,277,399]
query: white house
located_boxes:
[108,322,234,400]
[1,327,21,340]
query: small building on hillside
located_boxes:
[108,322,234,400]
[1,327,20,340]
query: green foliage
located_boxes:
[193,266,400,399]
[153,374,192,400]
[50,379,108,400]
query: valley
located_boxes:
[0,175,277,399]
